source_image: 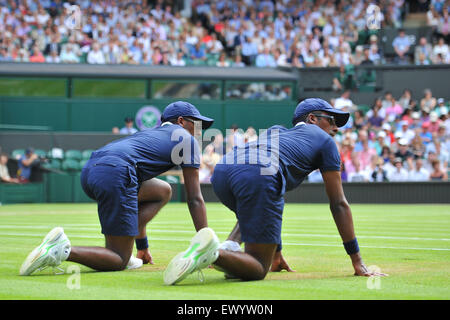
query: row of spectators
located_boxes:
[0,0,449,67]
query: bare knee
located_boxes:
[161,182,172,204]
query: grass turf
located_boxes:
[0,203,449,300]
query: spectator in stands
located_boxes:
[189,41,207,63]
[226,124,245,153]
[170,50,186,66]
[119,117,138,135]
[367,106,384,129]
[415,37,433,65]
[17,148,38,183]
[369,156,389,182]
[398,89,417,110]
[427,112,442,133]
[353,110,367,131]
[395,138,415,168]
[334,90,354,111]
[87,42,106,64]
[385,96,404,122]
[46,50,60,63]
[387,157,409,181]
[357,140,378,171]
[407,158,430,181]
[199,144,221,184]
[420,88,437,113]
[360,47,374,66]
[347,158,369,182]
[60,44,80,63]
[244,126,258,143]
[216,51,230,67]
[432,37,449,63]
[232,54,246,67]
[29,45,45,63]
[0,153,20,184]
[426,139,449,168]
[274,47,289,67]
[392,28,411,65]
[429,159,448,180]
[394,121,415,144]
[44,33,61,57]
[420,122,434,146]
[255,47,276,68]
[411,134,426,159]
[437,10,450,43]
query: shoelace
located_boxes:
[196,269,205,283]
[36,265,65,275]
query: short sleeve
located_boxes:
[319,137,341,172]
[180,134,201,169]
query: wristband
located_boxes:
[343,238,359,255]
[135,237,148,250]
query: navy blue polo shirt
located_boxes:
[219,123,341,194]
[90,123,200,183]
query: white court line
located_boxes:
[1,232,449,251]
[0,225,449,242]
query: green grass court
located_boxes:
[0,203,449,300]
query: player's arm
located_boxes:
[322,170,387,277]
[182,166,208,231]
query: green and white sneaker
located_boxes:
[163,227,220,285]
[20,227,71,276]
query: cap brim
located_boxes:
[191,115,214,129]
[327,109,350,127]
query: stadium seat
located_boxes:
[65,149,82,161]
[42,159,62,170]
[11,149,25,159]
[61,159,81,171]
[82,149,94,160]
[34,149,47,158]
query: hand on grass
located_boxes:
[352,260,388,277]
[270,251,295,272]
[136,248,154,265]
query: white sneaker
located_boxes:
[20,227,71,276]
[126,255,143,270]
[163,227,220,285]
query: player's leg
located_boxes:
[72,162,139,271]
[137,178,172,238]
[214,243,277,281]
[134,178,172,263]
[67,235,134,271]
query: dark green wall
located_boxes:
[0,97,295,133]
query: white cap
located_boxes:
[398,138,408,146]
[377,131,387,138]
[412,112,420,119]
[430,112,438,122]
[394,131,402,138]
[382,123,391,131]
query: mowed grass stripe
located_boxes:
[0,203,449,300]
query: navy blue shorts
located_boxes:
[211,164,284,246]
[81,156,139,237]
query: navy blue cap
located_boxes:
[292,98,350,127]
[161,101,214,129]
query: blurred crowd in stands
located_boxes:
[0,0,449,67]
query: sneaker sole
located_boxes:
[19,227,66,276]
[163,228,219,285]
